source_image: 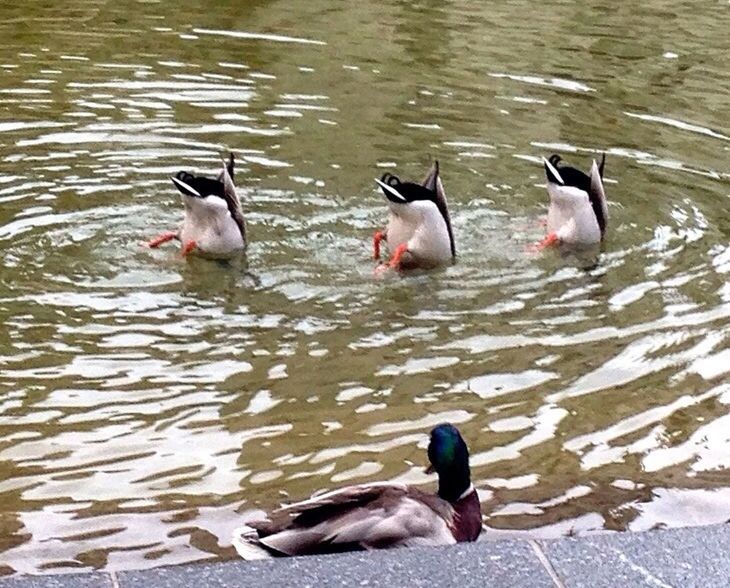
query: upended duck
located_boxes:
[532,153,608,250]
[233,424,481,559]
[147,153,247,257]
[372,161,456,271]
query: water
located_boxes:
[0,0,728,575]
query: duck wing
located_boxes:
[216,152,235,183]
[238,483,455,557]
[588,154,608,237]
[421,161,456,257]
[219,158,246,243]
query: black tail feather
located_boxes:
[171,171,225,199]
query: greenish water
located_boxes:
[0,0,728,575]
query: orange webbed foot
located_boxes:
[373,244,409,279]
[373,230,386,260]
[526,232,559,253]
[146,231,178,248]
[181,240,198,257]
[387,243,409,270]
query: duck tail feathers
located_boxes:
[543,156,564,185]
[216,152,235,184]
[232,526,273,560]
[170,173,202,197]
[375,177,407,203]
[421,160,440,192]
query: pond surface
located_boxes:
[0,0,729,575]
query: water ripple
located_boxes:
[0,0,728,576]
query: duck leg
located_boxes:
[387,243,409,269]
[373,230,386,260]
[181,240,198,257]
[527,232,559,252]
[147,231,178,248]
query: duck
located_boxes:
[232,424,482,559]
[372,161,455,271]
[532,153,608,249]
[147,153,247,257]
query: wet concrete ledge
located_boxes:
[2,522,729,588]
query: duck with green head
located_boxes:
[233,424,482,559]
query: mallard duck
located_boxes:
[233,424,481,559]
[147,153,247,257]
[372,161,455,270]
[532,153,608,249]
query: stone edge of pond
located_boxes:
[2,522,730,587]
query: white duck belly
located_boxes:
[180,217,244,256]
[547,185,602,245]
[385,211,416,251]
[384,201,452,268]
[407,217,452,267]
[180,196,246,256]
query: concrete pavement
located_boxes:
[1,522,729,587]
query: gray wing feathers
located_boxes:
[589,159,609,222]
[359,498,455,547]
[259,528,328,555]
[422,160,456,257]
[220,160,247,244]
[275,483,400,515]
[240,484,455,556]
[261,497,454,554]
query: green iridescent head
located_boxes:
[427,424,471,501]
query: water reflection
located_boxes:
[0,0,728,577]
